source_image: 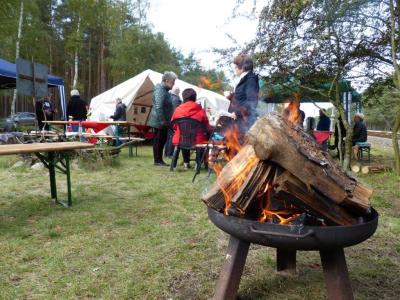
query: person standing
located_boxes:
[148,71,177,166]
[229,54,259,138]
[110,98,127,145]
[317,109,331,131]
[164,86,182,158]
[35,94,55,130]
[110,98,127,122]
[67,89,87,134]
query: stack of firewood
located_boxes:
[202,112,373,226]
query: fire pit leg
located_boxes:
[320,248,354,300]
[276,248,296,273]
[213,235,250,300]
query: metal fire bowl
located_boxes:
[208,207,379,251]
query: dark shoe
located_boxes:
[154,161,168,166]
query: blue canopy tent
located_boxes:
[0,58,66,119]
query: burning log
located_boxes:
[273,171,359,225]
[202,145,259,212]
[247,112,372,214]
[230,163,273,214]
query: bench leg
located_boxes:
[48,152,57,201]
[65,154,72,207]
[129,143,133,157]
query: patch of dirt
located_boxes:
[168,271,202,300]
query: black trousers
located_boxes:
[164,127,175,157]
[182,149,191,164]
[181,148,207,166]
[153,127,168,163]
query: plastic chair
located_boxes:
[169,118,209,174]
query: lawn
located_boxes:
[0,145,399,299]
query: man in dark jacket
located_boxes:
[67,89,87,136]
[148,71,177,166]
[229,54,259,139]
[110,98,127,145]
[110,98,127,121]
[317,109,331,131]
[67,89,87,121]
[352,113,368,159]
[35,94,55,130]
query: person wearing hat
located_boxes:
[67,89,87,133]
[352,113,368,159]
[35,93,55,130]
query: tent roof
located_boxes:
[0,58,64,89]
[89,69,231,126]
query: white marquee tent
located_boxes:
[89,69,231,127]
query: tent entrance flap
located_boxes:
[127,75,154,125]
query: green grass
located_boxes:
[0,145,399,299]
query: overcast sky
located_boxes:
[148,0,260,71]
[147,0,332,117]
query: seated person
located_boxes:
[352,113,368,159]
[171,88,212,169]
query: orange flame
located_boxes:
[283,93,302,126]
[219,149,258,215]
[258,181,300,224]
[223,124,242,161]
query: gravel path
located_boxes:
[368,136,398,150]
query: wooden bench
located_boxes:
[356,142,371,163]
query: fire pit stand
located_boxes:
[209,207,378,300]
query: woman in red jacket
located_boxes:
[171,88,212,169]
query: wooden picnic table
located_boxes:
[44,120,142,157]
[0,142,94,207]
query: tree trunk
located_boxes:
[11,0,24,116]
[72,17,80,90]
[392,110,400,173]
[390,0,400,174]
[100,27,106,92]
[88,34,92,99]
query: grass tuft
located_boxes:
[0,145,399,299]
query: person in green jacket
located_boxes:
[148,71,177,166]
